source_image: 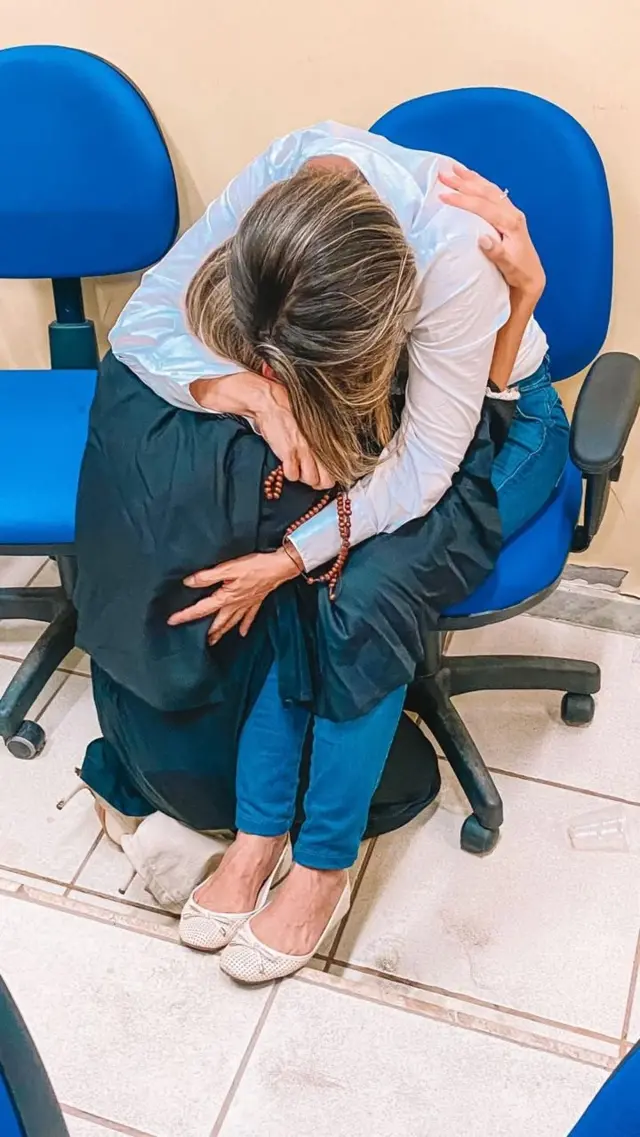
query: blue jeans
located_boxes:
[237,357,568,869]
[236,662,406,869]
[492,356,570,541]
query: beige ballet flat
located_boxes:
[220,878,351,984]
[179,839,292,953]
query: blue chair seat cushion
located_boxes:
[444,460,583,618]
[1,368,96,545]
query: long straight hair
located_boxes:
[186,167,417,486]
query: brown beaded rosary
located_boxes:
[264,464,351,600]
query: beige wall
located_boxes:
[3,0,640,584]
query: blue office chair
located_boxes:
[569,1039,640,1135]
[0,976,69,1136]
[0,46,178,758]
[373,89,640,853]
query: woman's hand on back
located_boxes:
[439,163,546,301]
[191,370,334,491]
[167,547,303,645]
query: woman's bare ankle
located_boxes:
[195,831,288,913]
[234,831,288,859]
[250,862,349,955]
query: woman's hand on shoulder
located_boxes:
[167,548,301,645]
[439,163,546,302]
[254,379,335,491]
[191,369,334,491]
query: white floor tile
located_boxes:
[0,556,55,660]
[72,834,180,927]
[0,894,271,1137]
[0,554,46,589]
[0,870,65,895]
[336,765,640,1038]
[0,671,101,880]
[218,979,605,1137]
[64,1118,125,1137]
[74,833,166,905]
[0,556,89,673]
[446,616,640,802]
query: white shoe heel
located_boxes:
[220,878,351,984]
[179,840,292,953]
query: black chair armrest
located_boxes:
[570,351,640,551]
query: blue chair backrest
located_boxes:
[372,88,613,381]
[0,45,178,279]
[0,978,69,1136]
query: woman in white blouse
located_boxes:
[106,123,569,982]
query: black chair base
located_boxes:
[0,556,77,758]
[406,631,601,854]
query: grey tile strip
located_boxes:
[326,959,621,1047]
[0,863,176,919]
[295,970,615,1072]
[69,882,178,920]
[209,984,281,1136]
[0,882,618,1076]
[61,1103,156,1136]
[531,580,640,637]
[1,882,179,945]
[563,565,628,589]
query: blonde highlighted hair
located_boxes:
[186,166,417,486]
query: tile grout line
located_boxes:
[0,883,619,1072]
[209,983,281,1137]
[61,1102,156,1136]
[0,858,178,919]
[294,970,615,1073]
[26,560,50,587]
[63,832,106,896]
[70,881,177,919]
[33,668,73,722]
[3,644,636,808]
[2,884,180,945]
[0,649,89,678]
[327,958,622,1047]
[323,837,378,972]
[0,872,627,1051]
[620,928,640,1050]
[486,765,640,808]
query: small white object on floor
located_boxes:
[568,804,640,854]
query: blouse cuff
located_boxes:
[286,499,342,572]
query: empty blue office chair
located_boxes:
[373,89,640,852]
[0,46,178,758]
[0,976,69,1136]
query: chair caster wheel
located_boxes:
[561,693,595,727]
[460,814,500,855]
[6,721,46,760]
